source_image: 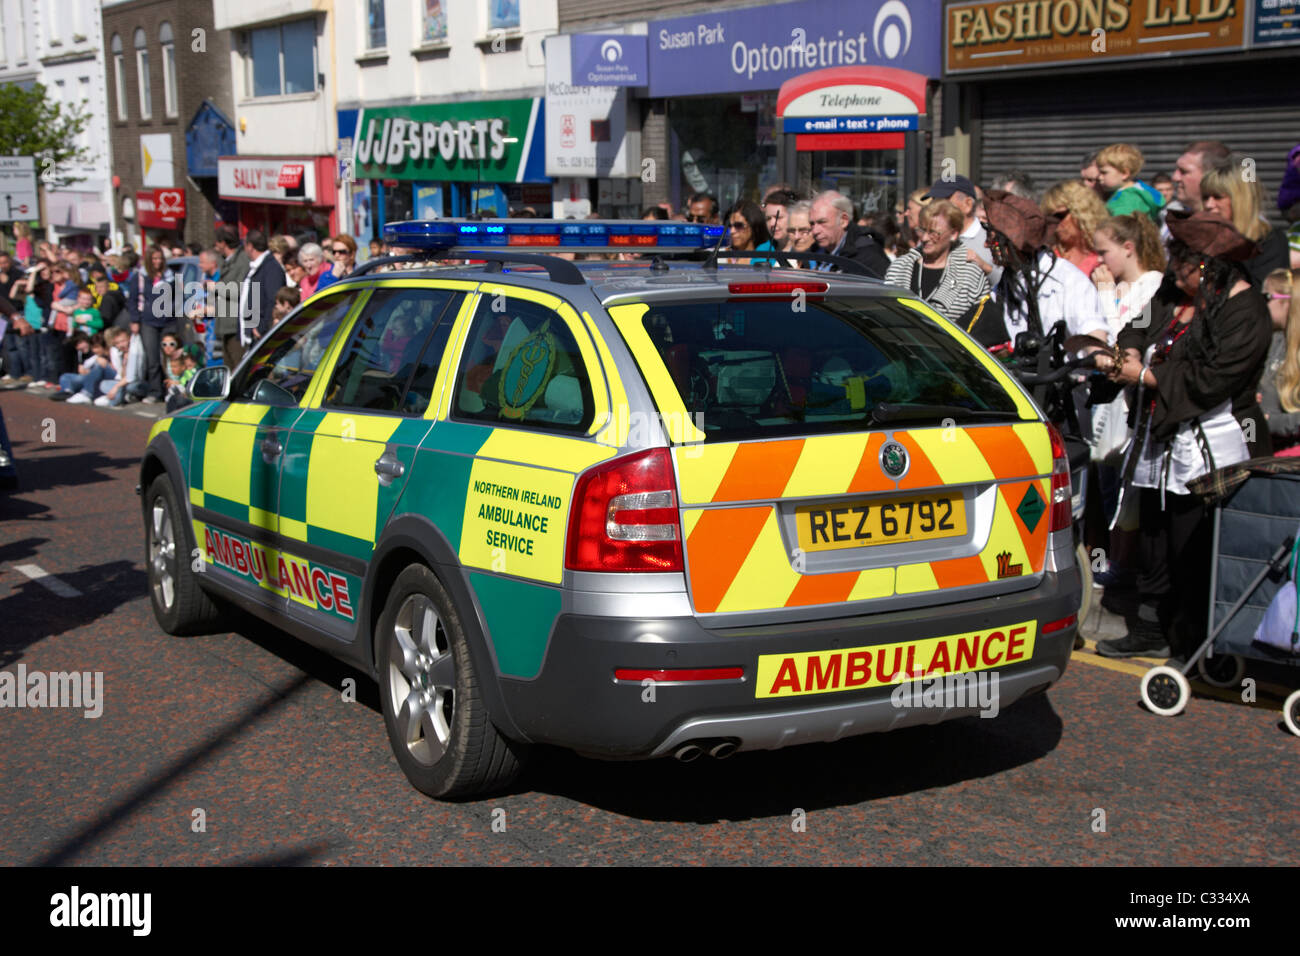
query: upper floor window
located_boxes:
[111,33,127,120]
[366,0,386,50]
[247,19,316,99]
[423,0,447,43]
[159,21,178,118]
[487,0,520,31]
[134,27,152,120]
[15,0,28,62]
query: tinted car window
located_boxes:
[232,290,362,404]
[453,296,593,432]
[323,288,458,415]
[637,297,1021,442]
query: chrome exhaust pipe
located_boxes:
[674,743,703,762]
[708,740,738,759]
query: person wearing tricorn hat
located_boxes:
[1091,210,1272,661]
[980,188,1108,349]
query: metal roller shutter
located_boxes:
[973,61,1300,224]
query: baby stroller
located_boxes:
[1138,462,1300,734]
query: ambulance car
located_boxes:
[140,219,1081,798]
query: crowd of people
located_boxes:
[4,135,1300,669]
[0,223,365,409]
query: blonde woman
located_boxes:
[1262,269,1300,450]
[1091,213,1167,342]
[884,200,988,322]
[12,222,33,263]
[1200,159,1289,286]
[1042,179,1109,279]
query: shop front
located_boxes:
[647,0,942,214]
[216,156,338,241]
[944,0,1300,211]
[340,97,550,243]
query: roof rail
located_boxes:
[349,249,585,285]
[709,250,875,276]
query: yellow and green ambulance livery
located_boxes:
[140,219,1081,799]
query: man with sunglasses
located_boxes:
[685,193,719,225]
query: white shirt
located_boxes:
[1096,270,1164,344]
[962,219,992,266]
[995,251,1108,342]
[239,250,269,344]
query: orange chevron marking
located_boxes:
[711,439,805,502]
[686,506,772,612]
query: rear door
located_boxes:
[608,293,1054,618]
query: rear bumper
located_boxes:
[499,568,1081,758]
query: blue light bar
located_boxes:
[383,218,726,252]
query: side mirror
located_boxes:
[189,365,230,400]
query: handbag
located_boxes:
[1253,527,1300,656]
[1091,389,1131,464]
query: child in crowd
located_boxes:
[1261,269,1300,452]
[163,345,201,411]
[1095,143,1164,223]
[70,287,103,333]
[59,332,117,404]
[272,286,301,323]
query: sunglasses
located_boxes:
[685,215,711,223]
[1268,293,1292,301]
[729,221,750,230]
[332,247,350,255]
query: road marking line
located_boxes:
[12,563,83,598]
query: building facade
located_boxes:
[333,0,557,243]
[104,0,235,251]
[0,0,115,247]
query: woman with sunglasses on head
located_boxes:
[315,234,357,292]
[761,189,800,254]
[1092,211,1272,662]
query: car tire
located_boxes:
[145,473,226,635]
[376,564,528,799]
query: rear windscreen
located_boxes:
[636,298,1021,442]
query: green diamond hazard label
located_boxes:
[1017,484,1046,533]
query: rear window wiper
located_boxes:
[870,403,1022,426]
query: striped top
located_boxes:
[884,241,990,323]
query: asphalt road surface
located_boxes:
[1,389,1296,866]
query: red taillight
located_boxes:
[726,281,828,295]
[614,667,744,682]
[1047,423,1072,532]
[566,447,684,572]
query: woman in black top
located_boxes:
[1092,211,1272,661]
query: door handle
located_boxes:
[374,452,405,486]
[260,436,283,462]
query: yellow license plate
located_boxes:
[796,494,966,552]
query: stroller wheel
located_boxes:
[1284,690,1300,738]
[1196,652,1245,689]
[1141,665,1190,717]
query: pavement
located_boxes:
[1,388,1297,866]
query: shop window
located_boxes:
[110,34,126,119]
[453,296,593,433]
[668,94,778,215]
[247,18,316,98]
[160,22,177,118]
[134,28,151,120]
[366,0,387,50]
[324,288,459,416]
